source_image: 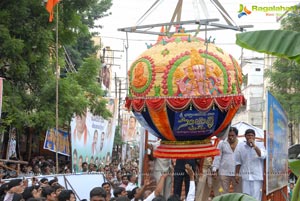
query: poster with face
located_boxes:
[43,128,70,156]
[70,98,118,172]
[121,111,141,143]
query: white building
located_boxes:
[233,52,276,129]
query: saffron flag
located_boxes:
[156,26,165,43]
[46,0,59,22]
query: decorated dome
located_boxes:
[128,33,243,98]
[125,32,245,159]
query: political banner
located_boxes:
[71,98,117,172]
[43,128,70,156]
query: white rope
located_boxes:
[135,0,164,26]
[193,0,209,20]
[210,0,239,27]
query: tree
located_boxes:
[113,125,122,147]
[0,0,112,135]
[265,58,300,124]
[265,11,300,124]
[236,8,300,124]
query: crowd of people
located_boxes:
[0,164,196,201]
[0,127,267,201]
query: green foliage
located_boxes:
[236,30,300,63]
[281,10,300,32]
[113,125,123,146]
[0,0,112,133]
[289,159,300,201]
[263,11,300,124]
[212,193,258,201]
[289,159,300,177]
[265,59,300,123]
[236,5,300,124]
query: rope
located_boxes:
[210,0,238,27]
[135,0,164,26]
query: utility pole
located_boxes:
[118,79,122,127]
[114,73,118,98]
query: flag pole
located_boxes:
[55,3,60,174]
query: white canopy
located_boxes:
[231,121,264,142]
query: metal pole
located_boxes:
[125,34,129,95]
[114,73,117,98]
[118,80,122,127]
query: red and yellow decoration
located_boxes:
[126,33,245,159]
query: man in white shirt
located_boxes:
[212,127,242,194]
[3,179,25,201]
[235,129,266,201]
[125,174,137,191]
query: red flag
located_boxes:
[46,0,59,22]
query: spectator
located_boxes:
[114,171,122,187]
[48,179,58,187]
[41,162,52,175]
[89,187,106,201]
[3,179,25,201]
[119,175,129,188]
[58,190,76,201]
[20,165,34,177]
[0,183,9,200]
[3,160,19,179]
[33,165,41,176]
[81,162,88,173]
[143,173,170,201]
[22,186,42,200]
[41,186,56,201]
[113,187,127,198]
[53,184,64,197]
[130,179,152,201]
[115,197,130,201]
[39,178,49,187]
[102,182,113,200]
[125,175,137,191]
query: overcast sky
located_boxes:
[95,0,299,85]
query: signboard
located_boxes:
[43,128,70,156]
[71,98,118,172]
[266,91,288,194]
[121,111,141,143]
[173,110,219,138]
